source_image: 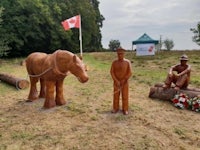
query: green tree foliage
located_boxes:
[190,22,200,46]
[108,40,121,51]
[0,0,104,57]
[0,7,10,57]
[163,38,174,51]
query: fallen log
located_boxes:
[149,83,200,101]
[20,60,26,66]
[0,73,29,89]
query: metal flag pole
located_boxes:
[79,15,83,58]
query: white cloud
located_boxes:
[99,0,200,50]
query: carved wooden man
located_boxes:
[110,48,132,115]
[163,54,191,90]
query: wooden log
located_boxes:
[149,83,200,101]
[0,73,29,89]
[20,60,26,66]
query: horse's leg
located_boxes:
[43,80,56,108]
[39,78,45,98]
[27,77,39,101]
[55,79,66,106]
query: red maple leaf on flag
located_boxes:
[61,15,80,30]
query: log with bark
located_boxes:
[149,83,200,101]
[0,73,29,89]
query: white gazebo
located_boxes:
[132,33,159,56]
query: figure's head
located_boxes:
[70,55,89,83]
[180,54,188,65]
[116,48,125,61]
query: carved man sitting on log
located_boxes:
[163,54,191,90]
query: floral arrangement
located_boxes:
[171,93,200,112]
[189,97,200,112]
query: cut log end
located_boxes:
[0,73,29,90]
[17,80,29,89]
[20,60,26,66]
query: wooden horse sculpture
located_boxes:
[25,49,89,108]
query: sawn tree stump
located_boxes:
[149,83,200,101]
[0,73,29,89]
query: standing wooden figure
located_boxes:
[110,48,132,115]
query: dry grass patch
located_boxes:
[0,50,200,150]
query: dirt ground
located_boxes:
[0,51,200,150]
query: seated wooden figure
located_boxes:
[110,48,132,115]
[163,54,191,90]
[25,50,89,108]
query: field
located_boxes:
[0,50,200,150]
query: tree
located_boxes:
[0,0,104,57]
[108,40,121,51]
[163,38,174,51]
[0,7,10,57]
[190,22,200,46]
[88,0,105,51]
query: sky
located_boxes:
[98,0,200,50]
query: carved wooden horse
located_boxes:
[26,50,89,108]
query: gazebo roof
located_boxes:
[132,33,159,44]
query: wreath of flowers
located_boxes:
[171,93,200,112]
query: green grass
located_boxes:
[1,50,200,94]
[83,53,110,70]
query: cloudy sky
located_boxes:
[98,0,200,50]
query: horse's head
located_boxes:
[69,55,89,83]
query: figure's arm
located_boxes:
[110,62,119,85]
[169,65,176,75]
[168,65,178,77]
[120,61,132,86]
[178,65,191,76]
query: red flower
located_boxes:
[172,99,179,104]
[193,103,199,109]
[183,100,189,108]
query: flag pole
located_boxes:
[79,15,83,58]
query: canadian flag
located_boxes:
[61,15,80,30]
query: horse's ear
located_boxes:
[79,56,83,60]
[73,55,77,63]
